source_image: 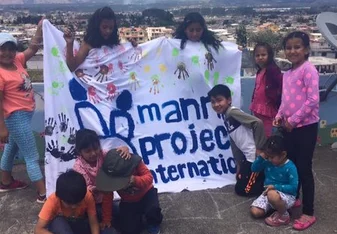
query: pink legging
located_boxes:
[253,112,273,138]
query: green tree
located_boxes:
[248,30,283,52]
[236,24,247,47]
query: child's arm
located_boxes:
[64,28,90,72]
[116,146,131,160]
[287,65,319,127]
[88,214,100,234]
[132,161,153,188]
[274,163,299,196]
[73,161,96,192]
[87,192,100,234]
[24,17,43,62]
[0,91,8,144]
[100,192,113,229]
[35,194,57,234]
[229,108,266,150]
[34,219,52,234]
[251,155,267,172]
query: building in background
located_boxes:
[119,27,148,43]
[310,32,337,59]
[146,27,173,40]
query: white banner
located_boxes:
[43,20,242,196]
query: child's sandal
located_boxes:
[293,214,316,230]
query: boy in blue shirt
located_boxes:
[250,135,299,227]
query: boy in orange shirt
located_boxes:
[34,170,99,234]
[96,149,163,234]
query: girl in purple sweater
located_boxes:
[274,31,319,231]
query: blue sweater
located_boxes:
[251,156,299,196]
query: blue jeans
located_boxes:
[48,216,117,234]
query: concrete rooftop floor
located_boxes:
[1,146,337,234]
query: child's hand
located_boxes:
[128,38,138,47]
[284,120,293,132]
[263,185,274,196]
[259,152,267,160]
[63,28,75,44]
[273,117,282,127]
[99,221,111,230]
[256,149,262,156]
[116,146,131,160]
[0,125,9,144]
[37,16,45,30]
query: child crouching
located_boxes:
[96,149,163,234]
[34,170,99,234]
[250,135,299,226]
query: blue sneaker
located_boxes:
[147,225,160,234]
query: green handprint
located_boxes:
[51,47,59,57]
[204,70,210,84]
[52,81,62,88]
[191,56,199,66]
[224,76,234,85]
[59,61,67,74]
[172,48,179,57]
[213,72,220,85]
[48,81,64,96]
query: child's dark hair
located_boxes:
[264,135,286,156]
[55,170,87,204]
[75,128,101,153]
[84,6,120,48]
[207,84,231,99]
[253,42,276,70]
[174,12,222,52]
[282,31,310,60]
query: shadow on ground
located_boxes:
[1,146,337,234]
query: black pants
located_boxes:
[49,216,91,234]
[119,187,163,234]
[284,123,318,216]
[235,160,264,197]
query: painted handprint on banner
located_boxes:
[58,113,69,133]
[88,86,102,104]
[94,65,109,83]
[106,83,118,101]
[118,60,128,73]
[46,140,76,162]
[108,63,114,73]
[75,69,92,84]
[48,81,64,96]
[129,72,140,91]
[67,127,77,145]
[129,47,142,62]
[46,140,60,158]
[174,62,189,80]
[149,75,160,95]
[205,52,217,71]
[116,44,126,53]
[45,117,56,136]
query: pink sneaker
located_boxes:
[293,199,302,208]
[265,211,290,227]
[0,179,28,192]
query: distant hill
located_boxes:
[1,0,337,5]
